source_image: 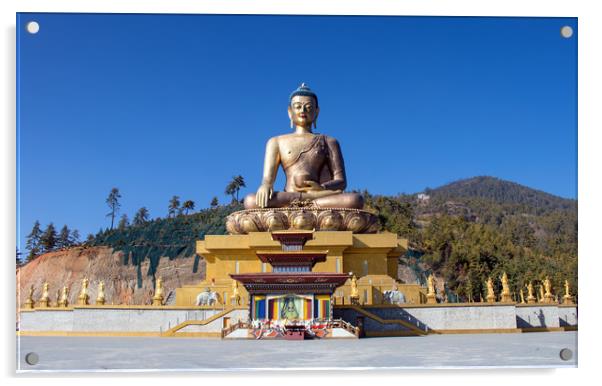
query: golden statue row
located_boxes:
[424,273,575,305]
[22,277,166,309]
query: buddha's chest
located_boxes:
[279,136,328,167]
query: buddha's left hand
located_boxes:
[302,189,342,199]
[297,180,324,192]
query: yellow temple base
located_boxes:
[175,231,428,306]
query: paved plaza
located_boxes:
[17,332,577,372]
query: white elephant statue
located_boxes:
[195,289,219,306]
[383,289,406,305]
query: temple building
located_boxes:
[175,230,427,318]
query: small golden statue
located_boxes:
[58,286,70,307]
[38,282,50,307]
[96,281,106,305]
[426,274,437,304]
[230,279,241,306]
[486,277,496,303]
[152,276,165,306]
[55,288,61,307]
[349,275,360,305]
[500,272,512,303]
[77,278,90,306]
[563,279,574,305]
[538,284,545,303]
[543,277,554,303]
[526,282,536,304]
[519,288,526,304]
[24,285,35,309]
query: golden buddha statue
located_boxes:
[24,285,35,309]
[230,280,241,306]
[500,272,512,303]
[350,275,359,304]
[562,279,574,305]
[519,288,525,304]
[543,276,554,303]
[526,282,536,304]
[96,281,106,305]
[58,286,69,307]
[244,84,363,210]
[39,282,50,307]
[55,288,61,307]
[486,277,496,303]
[426,274,437,304]
[78,278,90,305]
[152,276,165,306]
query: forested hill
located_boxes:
[366,176,577,301]
[424,176,576,212]
[41,176,576,301]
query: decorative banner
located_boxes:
[252,295,266,320]
[263,294,314,321]
[313,294,331,320]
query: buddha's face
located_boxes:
[288,95,319,128]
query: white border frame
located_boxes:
[4,0,599,384]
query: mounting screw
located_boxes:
[25,352,39,365]
[559,348,573,361]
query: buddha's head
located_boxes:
[288,83,320,129]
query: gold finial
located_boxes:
[520,288,526,304]
[229,279,241,306]
[96,281,106,305]
[538,284,545,303]
[77,277,90,306]
[486,277,496,303]
[152,276,164,306]
[500,272,512,303]
[24,285,35,309]
[58,286,69,307]
[426,274,437,304]
[38,282,50,307]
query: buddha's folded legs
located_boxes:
[243,191,363,209]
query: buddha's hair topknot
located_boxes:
[289,83,319,108]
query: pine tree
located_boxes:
[118,214,129,230]
[210,196,219,208]
[105,187,122,230]
[182,200,195,215]
[168,196,181,217]
[16,248,22,267]
[85,233,95,244]
[56,225,71,249]
[39,223,58,253]
[133,207,150,226]
[69,229,80,246]
[225,175,246,203]
[25,220,43,261]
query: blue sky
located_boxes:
[16,14,577,248]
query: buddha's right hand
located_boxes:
[256,184,273,208]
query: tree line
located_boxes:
[23,221,80,262]
[20,175,247,264]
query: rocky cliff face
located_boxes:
[17,246,205,308]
